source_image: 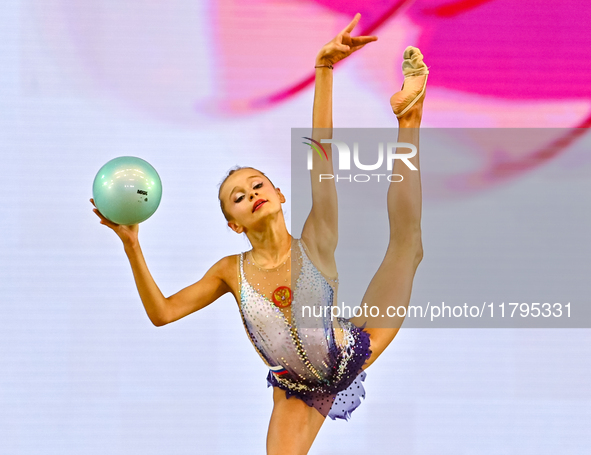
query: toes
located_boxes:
[403,46,416,60]
[401,46,429,77]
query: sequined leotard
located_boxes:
[238,237,371,420]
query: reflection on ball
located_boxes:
[92,156,162,225]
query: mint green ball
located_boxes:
[92,156,162,225]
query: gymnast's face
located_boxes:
[220,168,285,234]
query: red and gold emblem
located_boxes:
[272,286,292,308]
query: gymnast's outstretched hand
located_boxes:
[315,13,377,66]
[90,198,139,248]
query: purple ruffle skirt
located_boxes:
[266,323,372,421]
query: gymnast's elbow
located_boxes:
[150,313,169,327]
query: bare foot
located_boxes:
[390,46,429,119]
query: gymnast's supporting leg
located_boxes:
[353,73,426,370]
[267,387,326,455]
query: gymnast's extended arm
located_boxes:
[90,197,231,327]
[302,14,377,260]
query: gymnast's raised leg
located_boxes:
[353,46,428,369]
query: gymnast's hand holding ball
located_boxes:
[90,197,140,248]
[90,156,162,249]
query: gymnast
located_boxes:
[91,13,427,454]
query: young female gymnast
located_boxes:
[90,13,427,455]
